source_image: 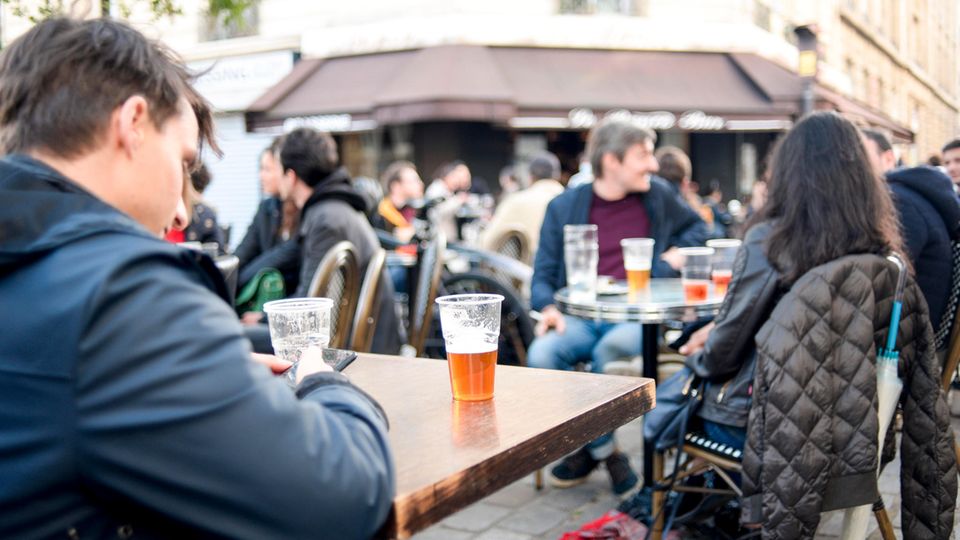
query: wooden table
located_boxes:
[345,353,655,539]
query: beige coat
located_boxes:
[481,180,564,259]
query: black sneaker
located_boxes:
[550,447,599,487]
[605,451,639,497]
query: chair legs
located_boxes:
[534,469,543,490]
[651,451,666,540]
[955,439,960,479]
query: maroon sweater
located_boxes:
[589,193,651,279]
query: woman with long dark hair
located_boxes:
[675,110,905,453]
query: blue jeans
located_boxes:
[528,318,642,459]
[702,421,745,485]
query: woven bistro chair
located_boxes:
[349,248,387,353]
[408,232,446,356]
[307,241,360,350]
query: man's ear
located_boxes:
[115,95,149,157]
[601,152,620,175]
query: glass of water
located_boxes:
[564,224,599,302]
[263,298,334,383]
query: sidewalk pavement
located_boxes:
[411,415,960,540]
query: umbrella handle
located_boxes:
[884,254,907,352]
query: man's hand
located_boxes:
[535,305,566,336]
[660,247,685,271]
[241,311,264,326]
[295,346,334,383]
[251,353,292,375]
[679,321,715,356]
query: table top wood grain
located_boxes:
[345,353,656,539]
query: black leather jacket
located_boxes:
[685,221,782,428]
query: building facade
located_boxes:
[1,0,957,228]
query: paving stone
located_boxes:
[483,477,541,508]
[408,525,474,540]
[498,500,569,535]
[540,484,609,511]
[441,502,511,532]
[473,528,534,540]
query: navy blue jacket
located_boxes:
[531,178,709,311]
[0,155,395,539]
[887,166,960,333]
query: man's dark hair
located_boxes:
[0,17,217,160]
[942,138,960,154]
[190,163,211,193]
[757,111,904,284]
[279,128,339,187]
[434,160,466,182]
[586,118,656,179]
[654,146,691,186]
[928,154,942,166]
[862,128,893,153]
[528,151,561,182]
[381,160,416,190]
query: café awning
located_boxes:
[246,45,912,142]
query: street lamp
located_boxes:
[794,24,819,117]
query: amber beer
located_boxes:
[683,279,710,302]
[446,344,497,401]
[712,269,733,295]
[626,267,651,294]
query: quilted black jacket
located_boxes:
[741,254,957,539]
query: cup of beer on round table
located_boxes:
[620,238,655,299]
[436,294,504,401]
[678,247,715,302]
[705,239,741,295]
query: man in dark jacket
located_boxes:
[278,127,404,354]
[863,129,960,343]
[0,18,394,540]
[530,118,708,496]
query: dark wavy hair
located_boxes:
[756,111,904,284]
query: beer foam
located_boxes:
[445,340,498,355]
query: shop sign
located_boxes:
[566,108,726,131]
[284,114,355,132]
[190,50,296,112]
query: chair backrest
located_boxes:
[492,226,532,265]
[938,240,960,390]
[409,231,446,355]
[350,248,386,353]
[306,241,360,349]
[213,254,240,301]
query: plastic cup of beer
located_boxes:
[678,247,714,302]
[706,239,741,295]
[436,294,504,401]
[564,224,599,303]
[621,238,655,296]
[263,298,333,382]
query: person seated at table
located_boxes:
[279,127,404,354]
[0,17,394,539]
[480,150,565,259]
[425,160,471,241]
[619,112,956,536]
[234,138,300,271]
[378,160,424,243]
[530,117,709,496]
[181,163,226,253]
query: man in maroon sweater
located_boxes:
[529,118,708,496]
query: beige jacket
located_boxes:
[481,180,564,260]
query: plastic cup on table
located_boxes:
[435,294,504,401]
[705,239,741,295]
[678,247,714,302]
